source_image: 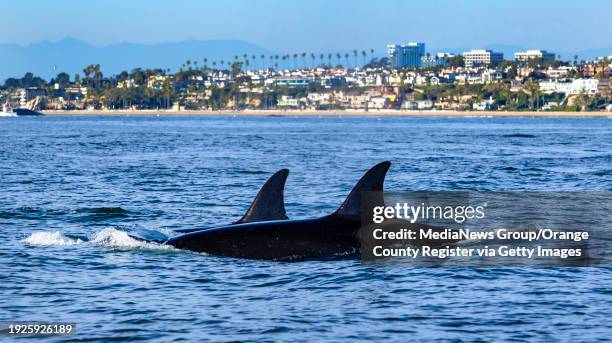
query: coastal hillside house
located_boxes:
[18,87,46,107]
[514,50,556,64]
[117,79,137,88]
[481,70,503,83]
[387,43,426,68]
[544,66,574,79]
[277,95,300,108]
[463,49,504,67]
[542,101,560,111]
[402,100,434,110]
[347,94,369,109]
[367,96,390,109]
[321,75,346,88]
[63,86,87,100]
[455,73,484,84]
[273,77,311,87]
[473,97,496,111]
[307,92,332,106]
[539,78,600,95]
[581,64,612,77]
[146,75,171,90]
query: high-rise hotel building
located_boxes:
[387,43,426,68]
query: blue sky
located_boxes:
[2,0,611,53]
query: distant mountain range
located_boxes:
[0,37,273,81]
[1,38,610,81]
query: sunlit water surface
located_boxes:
[1,115,611,341]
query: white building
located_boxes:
[463,49,504,67]
[277,95,299,108]
[481,70,503,83]
[19,87,46,107]
[539,79,599,95]
[544,66,574,79]
[367,97,389,109]
[514,50,556,64]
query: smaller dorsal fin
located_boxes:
[334,162,390,220]
[235,169,289,224]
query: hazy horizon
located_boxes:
[2,0,611,53]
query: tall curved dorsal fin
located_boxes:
[235,169,289,224]
[334,161,391,220]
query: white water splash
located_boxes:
[23,228,177,252]
[89,228,176,251]
[23,231,84,246]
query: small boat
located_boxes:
[14,108,43,116]
[0,104,17,117]
[0,103,43,117]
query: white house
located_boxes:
[539,79,599,95]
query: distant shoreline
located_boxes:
[41,109,612,117]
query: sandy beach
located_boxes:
[41,109,612,117]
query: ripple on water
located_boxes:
[2,116,611,341]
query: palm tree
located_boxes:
[301,52,307,68]
[370,48,374,62]
[345,53,349,68]
[361,50,367,66]
[524,78,541,110]
[93,64,102,89]
[353,49,358,67]
[82,65,93,87]
[327,53,332,67]
[310,53,316,68]
[336,53,342,67]
[320,53,325,67]
[293,53,298,69]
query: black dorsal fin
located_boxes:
[235,169,289,224]
[334,162,391,220]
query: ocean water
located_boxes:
[1,115,611,342]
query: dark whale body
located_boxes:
[166,162,391,261]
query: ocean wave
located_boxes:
[22,231,84,246]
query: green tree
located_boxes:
[56,72,70,88]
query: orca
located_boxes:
[165,162,391,260]
[125,169,290,242]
